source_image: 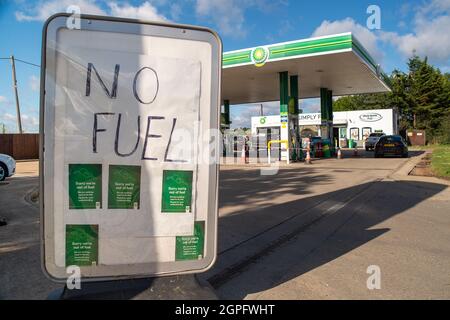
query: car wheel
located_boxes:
[0,163,7,182]
[402,152,408,158]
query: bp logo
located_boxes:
[251,46,269,67]
[260,117,267,124]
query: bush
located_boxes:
[433,115,450,145]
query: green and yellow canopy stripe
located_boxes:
[222,34,354,67]
[269,35,352,59]
[223,50,252,66]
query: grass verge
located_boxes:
[431,145,450,179]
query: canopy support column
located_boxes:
[221,99,231,130]
[320,88,334,153]
[279,71,290,162]
[221,99,231,159]
[289,75,300,161]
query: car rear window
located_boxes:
[370,133,384,137]
[381,136,403,142]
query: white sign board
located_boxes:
[40,14,221,280]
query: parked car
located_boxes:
[374,135,408,158]
[365,132,385,151]
[0,153,16,181]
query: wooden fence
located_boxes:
[0,134,39,160]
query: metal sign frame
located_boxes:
[40,13,221,282]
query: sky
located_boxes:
[0,0,449,131]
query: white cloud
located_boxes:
[29,75,40,92]
[0,96,7,103]
[195,0,285,38]
[0,113,40,133]
[231,102,279,128]
[196,0,248,37]
[301,98,320,113]
[22,114,40,127]
[107,2,167,21]
[311,17,383,62]
[4,113,40,133]
[170,3,182,21]
[0,113,18,132]
[380,0,450,64]
[15,0,167,22]
[311,1,450,67]
[15,0,105,21]
[2,113,16,122]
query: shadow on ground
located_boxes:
[208,179,447,299]
[217,167,334,252]
[331,149,425,159]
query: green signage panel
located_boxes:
[161,170,193,213]
[66,224,99,266]
[176,221,205,261]
[108,165,141,209]
[69,164,102,209]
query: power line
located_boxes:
[12,58,40,68]
[0,57,40,68]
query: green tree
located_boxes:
[333,55,450,143]
[333,92,392,111]
[407,56,450,140]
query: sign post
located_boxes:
[40,14,221,282]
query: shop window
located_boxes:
[350,127,359,140]
[362,127,372,140]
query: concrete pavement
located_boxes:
[0,161,59,299]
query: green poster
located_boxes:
[175,221,205,261]
[66,224,99,266]
[161,170,193,213]
[108,165,141,209]
[69,164,102,209]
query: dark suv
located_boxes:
[365,132,385,151]
[374,135,408,158]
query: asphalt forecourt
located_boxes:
[200,153,411,284]
[199,151,450,299]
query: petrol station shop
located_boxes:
[251,108,399,149]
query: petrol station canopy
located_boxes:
[222,32,391,104]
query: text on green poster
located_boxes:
[69,164,102,209]
[175,221,205,261]
[66,224,99,266]
[161,170,193,213]
[108,165,141,209]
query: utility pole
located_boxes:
[10,55,23,134]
